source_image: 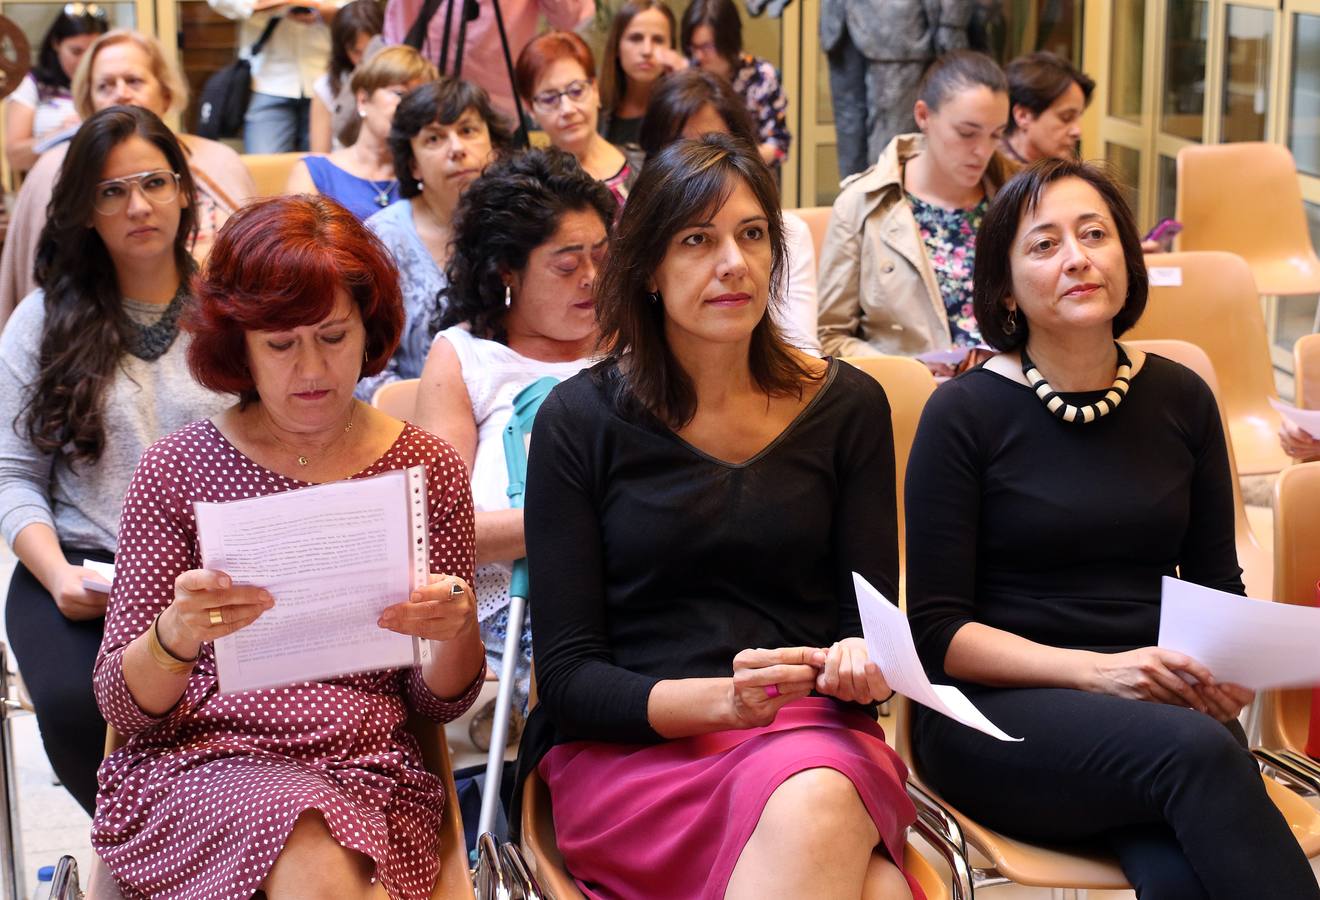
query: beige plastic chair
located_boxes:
[88,718,474,899]
[1125,339,1271,599]
[1125,251,1291,475]
[1294,333,1320,410]
[372,377,421,423]
[520,765,955,900]
[1260,462,1320,762]
[841,355,938,572]
[1176,143,1320,298]
[240,152,305,198]
[787,206,830,272]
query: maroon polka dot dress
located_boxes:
[91,421,484,900]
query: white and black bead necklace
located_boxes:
[1021,342,1132,425]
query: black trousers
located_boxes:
[913,687,1320,900]
[6,548,109,816]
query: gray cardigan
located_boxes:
[0,291,230,553]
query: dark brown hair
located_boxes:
[598,0,677,114]
[1004,51,1095,135]
[973,158,1148,351]
[389,78,513,198]
[680,0,741,69]
[596,134,815,427]
[638,69,756,157]
[24,106,198,465]
[917,48,1015,194]
[188,195,403,404]
[329,0,384,94]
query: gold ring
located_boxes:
[208,608,223,626]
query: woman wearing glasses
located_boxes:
[0,29,257,330]
[515,31,641,211]
[0,105,229,814]
[3,3,108,173]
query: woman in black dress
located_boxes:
[906,157,1320,900]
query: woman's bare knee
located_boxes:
[761,767,879,847]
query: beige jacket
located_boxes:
[817,133,1008,358]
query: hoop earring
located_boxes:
[504,285,512,309]
[646,291,661,305]
[1004,308,1018,335]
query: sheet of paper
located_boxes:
[1148,266,1183,287]
[1157,576,1320,690]
[853,573,1021,742]
[81,559,114,593]
[198,468,425,693]
[1269,397,1320,439]
[915,347,970,367]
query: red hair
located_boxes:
[186,195,404,402]
[515,31,596,102]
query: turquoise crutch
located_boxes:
[476,375,561,840]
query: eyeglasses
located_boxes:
[64,3,108,19]
[531,79,593,113]
[93,169,180,215]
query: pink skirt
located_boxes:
[539,697,922,900]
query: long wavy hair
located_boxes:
[23,106,198,466]
[439,147,615,343]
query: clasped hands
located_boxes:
[729,637,889,729]
[1089,646,1254,723]
[155,568,476,660]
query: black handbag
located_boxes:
[195,15,282,140]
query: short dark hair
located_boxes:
[188,195,404,404]
[680,0,742,68]
[973,158,1148,352]
[388,78,514,198]
[32,8,108,91]
[439,148,616,343]
[638,69,757,157]
[918,48,1008,111]
[1004,51,1095,134]
[596,134,817,428]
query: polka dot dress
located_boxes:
[91,421,484,900]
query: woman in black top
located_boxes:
[906,158,1320,900]
[524,135,919,899]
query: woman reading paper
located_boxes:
[91,195,485,900]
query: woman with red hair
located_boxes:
[516,30,641,209]
[91,195,486,899]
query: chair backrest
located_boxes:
[241,152,304,197]
[1295,333,1320,410]
[1265,462,1320,751]
[839,355,938,578]
[1124,339,1271,599]
[372,378,421,423]
[1176,143,1320,295]
[788,206,831,270]
[1124,251,1289,475]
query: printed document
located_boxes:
[853,573,1021,742]
[1157,576,1320,690]
[197,467,429,693]
[1269,397,1320,439]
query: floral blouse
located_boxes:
[730,53,791,166]
[907,192,988,347]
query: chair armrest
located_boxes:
[1254,748,1320,795]
[907,781,967,855]
[908,813,974,900]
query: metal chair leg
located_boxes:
[49,856,81,900]
[0,644,25,900]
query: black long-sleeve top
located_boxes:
[905,354,1245,680]
[525,358,899,744]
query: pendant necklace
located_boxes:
[267,403,357,467]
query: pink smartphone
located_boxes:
[1143,218,1183,249]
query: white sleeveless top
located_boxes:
[438,325,593,621]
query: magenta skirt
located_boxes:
[539,697,922,900]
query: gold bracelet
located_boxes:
[147,613,197,675]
